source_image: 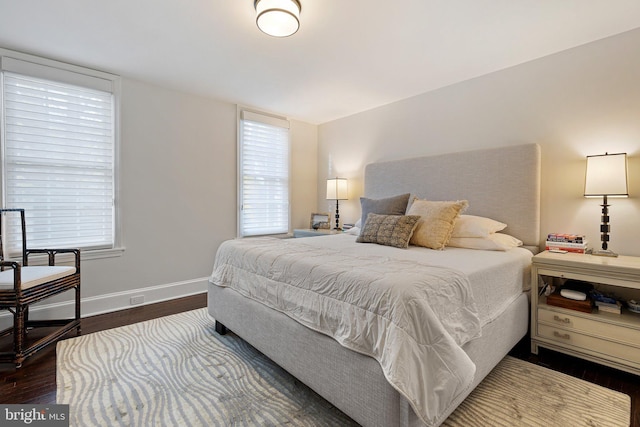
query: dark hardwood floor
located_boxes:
[0,293,208,405]
[1,293,638,426]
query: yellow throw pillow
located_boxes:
[407,199,468,249]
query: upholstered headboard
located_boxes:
[364,143,541,251]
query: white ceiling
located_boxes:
[1,1,640,124]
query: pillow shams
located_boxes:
[356,213,421,248]
[447,233,523,251]
[407,199,468,250]
[359,193,411,228]
[452,215,507,238]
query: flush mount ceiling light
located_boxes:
[254,0,301,37]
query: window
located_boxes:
[0,51,119,256]
[238,110,290,237]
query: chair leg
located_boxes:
[24,306,29,333]
[75,284,81,335]
[13,305,25,368]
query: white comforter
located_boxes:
[210,236,485,426]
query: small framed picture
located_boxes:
[310,212,330,230]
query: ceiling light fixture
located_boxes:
[254,0,301,38]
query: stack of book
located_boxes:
[545,233,588,253]
[592,291,622,314]
[596,300,622,314]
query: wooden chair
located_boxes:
[0,209,81,368]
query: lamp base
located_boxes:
[589,248,619,257]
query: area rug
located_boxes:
[57,308,630,427]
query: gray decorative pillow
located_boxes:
[359,193,411,228]
[356,213,421,249]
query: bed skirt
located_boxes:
[207,283,528,427]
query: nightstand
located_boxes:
[293,229,343,238]
[531,251,640,376]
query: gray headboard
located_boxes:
[364,143,541,250]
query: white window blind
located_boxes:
[1,59,115,254]
[239,110,290,237]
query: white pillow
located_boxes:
[447,233,522,251]
[346,226,360,235]
[452,215,507,238]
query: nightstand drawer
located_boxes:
[538,324,640,365]
[538,307,640,345]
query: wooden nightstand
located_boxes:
[531,251,640,376]
[293,229,343,238]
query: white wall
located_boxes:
[23,77,318,322]
[318,28,640,256]
[21,26,640,323]
[291,120,320,230]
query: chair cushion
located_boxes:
[0,266,76,290]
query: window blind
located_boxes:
[2,71,115,252]
[239,111,290,237]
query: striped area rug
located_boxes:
[442,356,630,427]
[57,308,355,426]
[57,308,630,426]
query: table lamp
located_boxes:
[584,152,629,257]
[326,178,348,230]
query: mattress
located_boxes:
[295,233,532,326]
[210,233,532,426]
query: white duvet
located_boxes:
[210,235,506,426]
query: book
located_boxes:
[595,300,622,314]
[545,292,594,313]
[545,240,588,254]
[547,233,587,243]
[545,245,587,254]
[595,300,621,309]
[545,240,588,249]
[598,307,621,314]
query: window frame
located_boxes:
[237,107,291,238]
[0,48,123,261]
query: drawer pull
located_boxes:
[553,315,571,324]
[553,331,570,340]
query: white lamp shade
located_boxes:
[255,0,301,37]
[584,153,629,197]
[326,178,348,200]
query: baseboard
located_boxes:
[0,277,209,330]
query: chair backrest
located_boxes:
[0,208,27,265]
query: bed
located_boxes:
[208,143,541,427]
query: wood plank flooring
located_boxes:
[0,293,208,405]
[1,293,638,426]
